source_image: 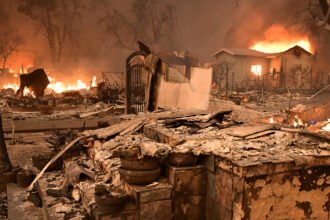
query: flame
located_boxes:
[250,25,313,54]
[268,117,275,124]
[91,75,97,87]
[2,76,93,95]
[47,77,89,93]
[293,115,304,128]
[3,83,31,96]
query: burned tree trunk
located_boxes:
[0,114,11,173]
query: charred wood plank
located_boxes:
[223,123,275,138]
[143,125,180,145]
[2,117,120,133]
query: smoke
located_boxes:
[1,0,329,79]
[172,0,329,72]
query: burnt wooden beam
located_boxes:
[143,125,180,145]
[1,117,121,134]
[223,123,275,138]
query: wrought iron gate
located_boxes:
[125,52,148,114]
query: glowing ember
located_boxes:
[250,25,313,54]
[91,76,97,87]
[268,117,275,124]
[321,119,330,132]
[293,115,304,128]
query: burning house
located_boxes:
[213,45,315,90]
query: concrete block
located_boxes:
[173,196,205,220]
[139,188,171,203]
[206,198,232,220]
[129,181,172,203]
[126,182,172,219]
[168,165,206,196]
[93,203,137,220]
[140,200,172,220]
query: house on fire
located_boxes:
[212,45,315,90]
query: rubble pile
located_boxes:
[1,106,323,219]
[0,50,329,218]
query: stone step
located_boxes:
[6,183,43,220]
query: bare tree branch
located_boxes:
[94,0,176,50]
[17,0,82,66]
[0,29,23,69]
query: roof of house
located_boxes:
[213,45,313,58]
[282,45,313,56]
[213,48,271,58]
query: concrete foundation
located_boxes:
[206,157,330,220]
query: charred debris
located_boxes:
[0,42,329,220]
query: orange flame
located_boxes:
[47,76,89,93]
[293,115,304,128]
[268,117,275,124]
[3,83,31,96]
[250,25,313,54]
[2,76,93,95]
[91,75,97,87]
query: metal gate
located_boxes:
[125,52,148,114]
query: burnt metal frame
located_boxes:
[125,51,149,114]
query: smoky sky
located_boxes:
[1,0,329,74]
